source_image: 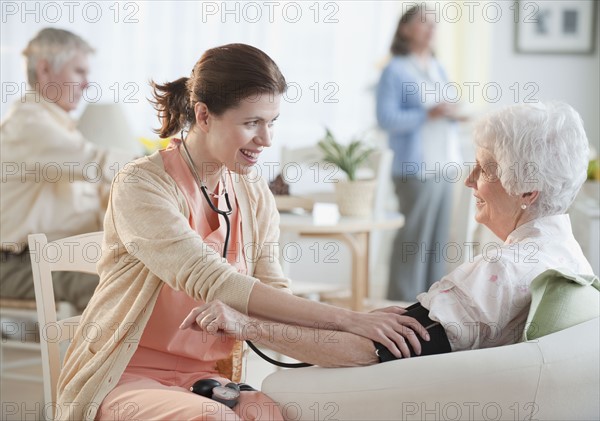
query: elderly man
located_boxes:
[0,28,133,311]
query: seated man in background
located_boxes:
[0,28,134,313]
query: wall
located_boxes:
[1,1,598,302]
[488,1,600,152]
[0,1,408,165]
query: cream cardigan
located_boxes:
[56,152,290,421]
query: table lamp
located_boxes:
[77,103,142,155]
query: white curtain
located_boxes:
[1,1,490,168]
[2,1,497,298]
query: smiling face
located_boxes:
[197,93,281,177]
[465,148,525,240]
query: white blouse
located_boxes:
[418,214,593,351]
[405,54,461,172]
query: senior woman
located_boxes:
[184,101,594,365]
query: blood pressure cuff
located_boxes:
[374,302,451,362]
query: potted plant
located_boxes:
[317,128,376,217]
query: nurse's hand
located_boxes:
[343,310,429,359]
[370,305,407,315]
[179,300,260,340]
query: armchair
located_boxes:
[262,317,599,420]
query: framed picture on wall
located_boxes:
[514,0,597,54]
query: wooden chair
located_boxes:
[27,231,245,420]
[28,231,102,419]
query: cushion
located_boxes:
[524,268,599,341]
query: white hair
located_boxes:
[474,101,589,218]
[22,28,94,86]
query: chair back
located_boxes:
[28,232,103,418]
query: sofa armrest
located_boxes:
[533,317,600,421]
[262,318,600,421]
[262,342,543,420]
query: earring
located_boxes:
[521,204,527,210]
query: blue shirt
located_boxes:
[376,56,448,177]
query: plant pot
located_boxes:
[334,179,377,217]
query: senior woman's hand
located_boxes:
[181,301,430,360]
[179,300,259,340]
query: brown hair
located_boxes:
[151,43,287,138]
[390,5,423,56]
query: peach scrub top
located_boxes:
[94,140,285,421]
[126,138,247,378]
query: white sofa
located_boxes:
[262,317,599,421]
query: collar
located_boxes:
[505,214,572,244]
[21,93,77,131]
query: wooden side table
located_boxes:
[279,212,405,311]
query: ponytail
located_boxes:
[150,77,195,138]
[150,44,286,139]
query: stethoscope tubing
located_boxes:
[180,137,311,368]
[199,184,232,258]
[180,136,233,257]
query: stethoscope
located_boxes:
[179,133,311,368]
[180,134,233,258]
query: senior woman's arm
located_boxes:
[247,320,379,367]
[244,175,430,359]
[181,300,379,368]
[110,160,428,359]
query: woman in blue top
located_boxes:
[376,5,462,301]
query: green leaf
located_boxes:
[316,128,374,181]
